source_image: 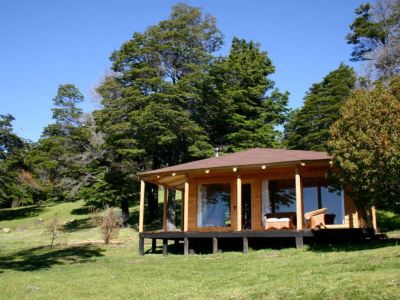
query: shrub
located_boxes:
[89,207,124,244]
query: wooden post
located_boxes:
[139,180,145,233]
[371,206,378,233]
[317,186,322,209]
[184,237,189,256]
[184,178,189,232]
[295,166,303,230]
[236,175,242,231]
[212,237,218,254]
[139,237,144,256]
[151,238,157,253]
[295,236,304,248]
[243,237,249,254]
[163,186,168,231]
[163,239,168,256]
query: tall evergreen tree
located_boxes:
[347,0,400,79]
[94,3,220,220]
[196,37,289,152]
[27,84,89,201]
[284,64,356,151]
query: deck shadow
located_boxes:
[0,244,104,272]
[306,236,399,252]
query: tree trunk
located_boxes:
[147,183,159,222]
[120,198,130,226]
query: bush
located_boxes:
[89,207,124,244]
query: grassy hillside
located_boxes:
[0,201,399,299]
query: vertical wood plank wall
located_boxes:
[182,166,368,232]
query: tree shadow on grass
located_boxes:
[0,244,104,272]
[0,205,44,221]
[63,218,95,232]
[70,207,90,215]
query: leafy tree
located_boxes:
[284,64,356,151]
[329,76,400,213]
[347,0,400,78]
[0,114,24,160]
[0,115,41,207]
[196,37,289,152]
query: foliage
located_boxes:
[329,76,400,213]
[26,84,91,202]
[347,0,400,79]
[43,213,62,247]
[89,207,124,244]
[197,37,289,152]
[284,64,356,151]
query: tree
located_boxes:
[347,0,400,79]
[196,37,289,152]
[284,64,356,151]
[0,114,41,207]
[0,114,24,160]
[27,84,89,202]
[94,3,221,221]
[329,76,400,213]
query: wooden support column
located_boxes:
[295,235,304,248]
[184,178,189,232]
[243,237,249,254]
[236,175,242,231]
[151,239,157,253]
[371,206,378,233]
[162,186,168,231]
[212,237,218,254]
[139,237,144,256]
[139,180,145,233]
[184,237,189,256]
[163,239,168,256]
[295,166,303,230]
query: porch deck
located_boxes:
[138,228,375,256]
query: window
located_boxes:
[197,183,231,227]
[269,179,296,213]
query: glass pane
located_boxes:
[197,183,231,227]
[303,187,319,213]
[269,181,296,213]
[321,187,344,224]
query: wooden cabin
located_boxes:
[137,148,377,255]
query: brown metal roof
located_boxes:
[138,148,331,177]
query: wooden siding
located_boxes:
[182,166,369,232]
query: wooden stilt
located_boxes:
[295,236,304,248]
[151,238,157,253]
[184,237,189,256]
[163,239,168,256]
[243,237,249,254]
[212,237,218,254]
[139,237,144,256]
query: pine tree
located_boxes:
[196,37,289,152]
[284,64,356,151]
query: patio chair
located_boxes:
[304,208,327,229]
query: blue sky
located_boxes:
[0,0,365,141]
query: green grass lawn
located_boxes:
[0,201,399,300]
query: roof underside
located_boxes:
[138,148,331,179]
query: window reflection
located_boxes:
[266,178,344,225]
[197,183,231,227]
